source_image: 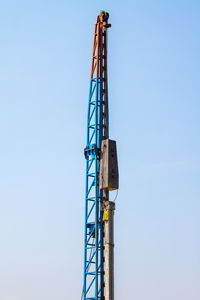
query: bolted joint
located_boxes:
[84,144,101,159]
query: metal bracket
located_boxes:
[84,144,101,160]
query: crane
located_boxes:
[83,11,119,300]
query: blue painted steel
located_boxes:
[83,77,104,300]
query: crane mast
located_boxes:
[83,12,118,300]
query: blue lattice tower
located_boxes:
[83,12,111,300]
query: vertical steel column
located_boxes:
[84,78,104,300]
[104,201,115,300]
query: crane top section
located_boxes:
[90,11,111,80]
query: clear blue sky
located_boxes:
[0,1,199,300]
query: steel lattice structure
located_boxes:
[83,12,111,300]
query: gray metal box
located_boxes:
[99,139,119,191]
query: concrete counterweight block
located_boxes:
[99,139,119,191]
